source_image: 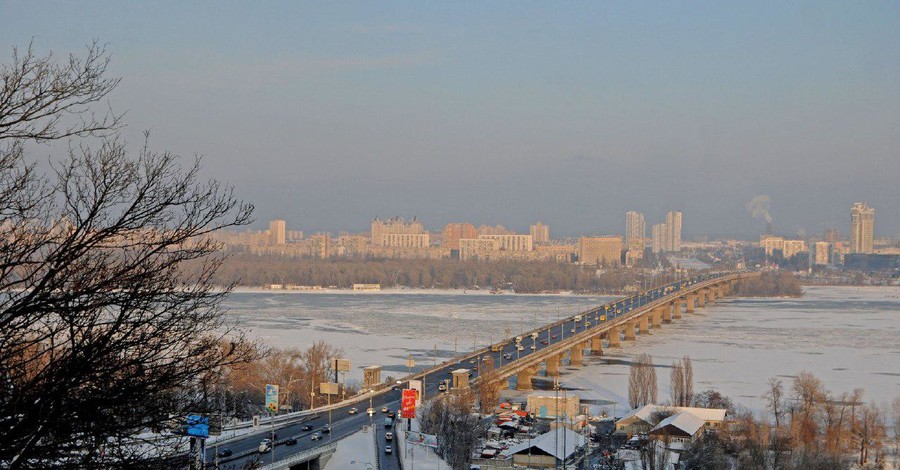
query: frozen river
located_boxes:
[224,286,900,411]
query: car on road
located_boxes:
[258,438,272,453]
[503,353,512,360]
[530,345,536,350]
[348,407,358,414]
[385,431,393,441]
[321,425,331,433]
[284,437,297,446]
[551,334,558,339]
[387,411,396,418]
[311,432,321,441]
[516,345,524,351]
[385,445,392,454]
[540,340,549,345]
[570,328,576,333]
[215,448,233,458]
[381,406,389,413]
[301,424,313,431]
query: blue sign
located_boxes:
[186,414,209,438]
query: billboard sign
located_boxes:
[185,414,209,438]
[320,382,339,395]
[408,379,423,405]
[405,431,438,448]
[401,389,417,419]
[332,358,351,372]
[265,384,279,413]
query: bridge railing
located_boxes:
[473,272,748,384]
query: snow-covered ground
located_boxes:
[395,419,450,470]
[323,426,376,470]
[226,286,900,411]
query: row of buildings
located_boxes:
[758,202,885,268]
[215,211,686,267]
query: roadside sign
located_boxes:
[407,380,423,405]
[185,414,209,438]
[265,384,279,413]
[401,389,417,419]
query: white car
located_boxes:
[258,438,272,453]
[348,407,358,414]
[385,431,393,441]
[385,445,392,454]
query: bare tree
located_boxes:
[0,44,257,468]
[682,355,693,406]
[420,391,482,470]
[670,356,693,407]
[628,353,657,409]
[792,371,825,448]
[670,360,684,407]
[0,41,123,142]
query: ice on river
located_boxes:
[224,286,900,411]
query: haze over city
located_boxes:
[3,1,898,237]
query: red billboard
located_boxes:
[401,389,418,419]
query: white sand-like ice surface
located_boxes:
[227,286,900,412]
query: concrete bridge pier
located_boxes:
[696,290,706,308]
[591,336,603,355]
[672,301,682,319]
[708,286,717,304]
[638,315,650,334]
[685,294,696,313]
[545,354,561,377]
[651,309,662,328]
[516,365,540,390]
[662,305,673,323]
[624,321,636,341]
[607,327,620,347]
[570,346,584,366]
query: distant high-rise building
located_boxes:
[530,222,550,244]
[478,234,533,251]
[814,241,830,266]
[665,211,682,252]
[371,216,427,247]
[651,224,667,254]
[476,224,514,236]
[782,239,807,259]
[577,236,622,267]
[824,228,839,243]
[850,203,875,254]
[269,219,286,245]
[442,223,477,251]
[625,211,645,253]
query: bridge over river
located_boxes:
[207,270,756,469]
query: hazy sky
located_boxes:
[3,1,899,238]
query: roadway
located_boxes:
[207,272,734,468]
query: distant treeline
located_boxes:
[733,270,803,297]
[195,254,655,294]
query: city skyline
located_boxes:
[3,2,899,237]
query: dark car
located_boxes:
[387,411,396,418]
[321,425,331,434]
[284,437,297,445]
[301,424,313,431]
[216,448,233,458]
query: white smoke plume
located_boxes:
[746,195,773,224]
